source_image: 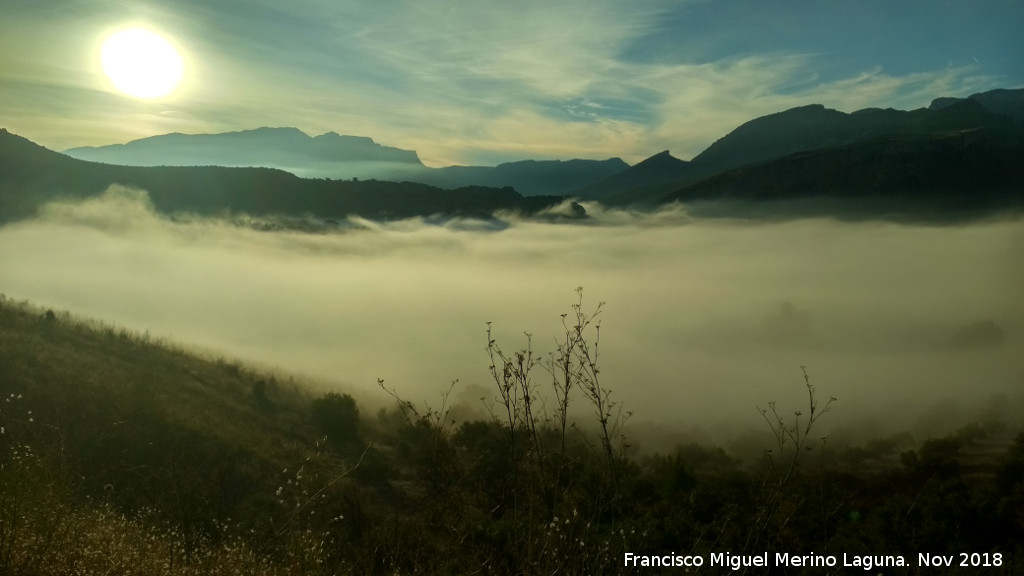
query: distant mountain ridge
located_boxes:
[1,128,578,224]
[65,126,424,172]
[64,128,629,197]
[571,150,701,204]
[417,157,630,197]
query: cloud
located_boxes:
[149,0,1008,164]
[2,0,1016,164]
[634,56,1000,160]
[2,187,1022,447]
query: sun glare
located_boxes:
[101,28,184,99]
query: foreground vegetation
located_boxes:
[1,292,1021,574]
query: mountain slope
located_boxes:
[586,87,1024,209]
[664,124,1024,221]
[571,150,707,205]
[689,89,1023,174]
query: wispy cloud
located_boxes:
[0,0,1018,163]
[166,0,1005,164]
[636,57,1001,160]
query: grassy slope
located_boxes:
[0,295,319,481]
[0,297,357,574]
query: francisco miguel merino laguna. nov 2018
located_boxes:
[624,551,917,571]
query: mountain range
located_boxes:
[589,88,1024,213]
[0,128,577,225]
[64,127,629,197]
[5,87,1024,223]
[66,127,424,177]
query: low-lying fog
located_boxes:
[2,186,1022,449]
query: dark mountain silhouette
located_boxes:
[582,104,903,206]
[0,128,579,224]
[689,93,1019,173]
[662,116,1024,221]
[63,128,629,197]
[416,157,629,197]
[585,88,1024,217]
[571,150,709,205]
[930,88,1024,125]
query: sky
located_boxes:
[1,0,1021,166]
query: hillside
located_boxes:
[2,295,1023,574]
[664,117,1024,221]
[0,128,579,225]
[0,299,338,557]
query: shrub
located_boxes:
[310,393,361,449]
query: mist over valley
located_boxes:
[3,185,1021,448]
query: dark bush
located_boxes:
[311,392,361,448]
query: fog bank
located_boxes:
[2,187,1022,445]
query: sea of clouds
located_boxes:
[2,186,1021,451]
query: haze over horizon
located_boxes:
[2,1,1022,167]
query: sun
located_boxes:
[101,28,184,99]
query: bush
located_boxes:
[311,393,361,449]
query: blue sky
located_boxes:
[1,0,1020,166]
